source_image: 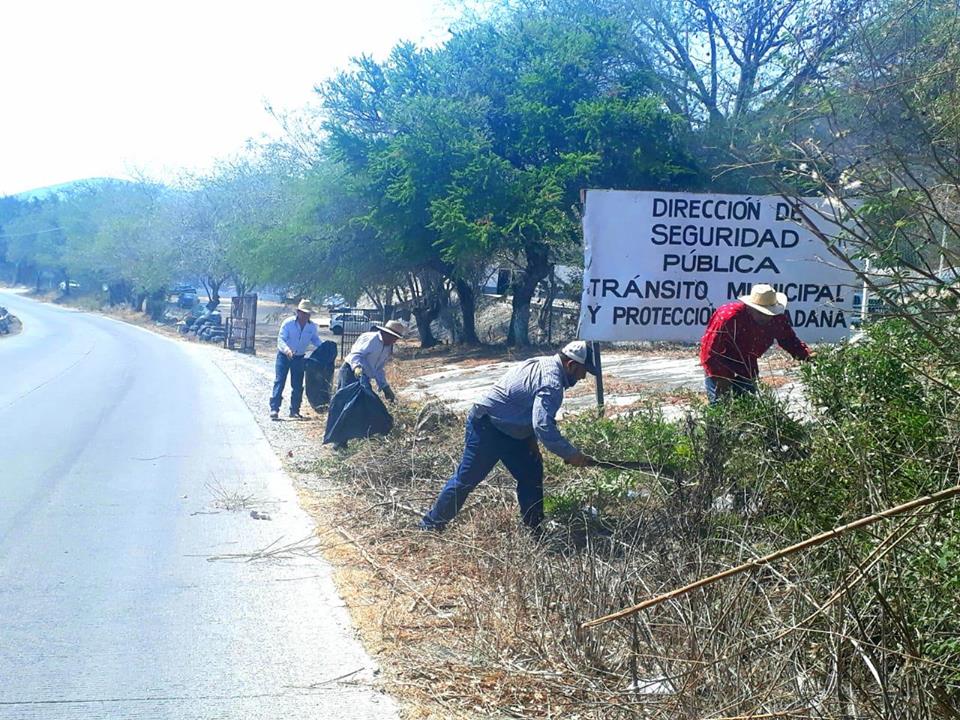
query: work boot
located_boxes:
[269,410,279,421]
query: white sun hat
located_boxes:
[375,319,407,338]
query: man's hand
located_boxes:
[382,385,396,403]
[713,376,732,393]
[284,349,294,359]
[805,351,818,361]
[565,451,593,468]
[353,365,363,379]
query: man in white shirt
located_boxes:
[336,319,407,403]
[270,299,322,420]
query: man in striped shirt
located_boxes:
[270,299,322,420]
[420,340,596,533]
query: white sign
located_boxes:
[579,190,859,343]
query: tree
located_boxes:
[319,45,483,346]
[436,10,701,343]
[738,0,960,387]
[576,0,870,127]
[2,197,66,291]
[65,180,173,313]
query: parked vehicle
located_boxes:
[329,312,373,335]
[177,288,198,308]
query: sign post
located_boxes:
[592,341,604,412]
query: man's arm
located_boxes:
[774,319,812,361]
[345,333,369,373]
[346,334,387,388]
[372,349,389,389]
[531,386,582,462]
[277,320,293,356]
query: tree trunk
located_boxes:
[507,242,551,347]
[537,270,558,343]
[508,299,533,347]
[145,289,167,320]
[537,270,555,331]
[202,276,223,310]
[455,278,480,345]
[412,305,441,348]
[108,282,131,306]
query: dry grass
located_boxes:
[298,395,959,720]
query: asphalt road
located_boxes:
[0,291,396,719]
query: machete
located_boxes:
[586,458,669,475]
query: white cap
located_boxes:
[560,340,597,375]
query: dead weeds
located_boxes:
[297,390,954,719]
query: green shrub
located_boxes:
[547,404,693,517]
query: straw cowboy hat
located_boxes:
[739,284,788,316]
[296,299,316,314]
[375,319,407,339]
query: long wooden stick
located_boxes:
[581,484,960,629]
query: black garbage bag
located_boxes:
[305,340,338,411]
[323,377,394,445]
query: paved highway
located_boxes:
[0,290,396,719]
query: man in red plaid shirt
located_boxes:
[699,283,815,403]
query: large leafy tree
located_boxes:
[432,10,701,344]
[319,9,700,346]
[319,44,487,346]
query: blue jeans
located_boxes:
[270,352,305,413]
[421,412,544,530]
[704,375,757,404]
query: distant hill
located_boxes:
[12,177,131,201]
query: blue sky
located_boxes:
[0,0,466,195]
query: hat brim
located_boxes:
[739,292,788,316]
[374,324,404,339]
